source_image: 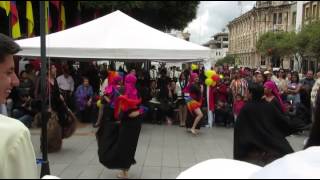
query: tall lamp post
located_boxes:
[40,1,50,177]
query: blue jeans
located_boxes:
[12,109,33,128]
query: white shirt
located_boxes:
[100,78,108,96]
[170,70,181,79]
[150,69,158,80]
[0,115,38,179]
[0,104,7,116]
[57,75,75,92]
[176,83,182,97]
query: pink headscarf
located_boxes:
[184,73,199,93]
[264,81,286,112]
[104,74,122,96]
[124,74,138,100]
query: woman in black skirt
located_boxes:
[97,73,145,179]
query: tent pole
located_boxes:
[40,1,50,177]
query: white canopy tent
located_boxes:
[15,10,210,62]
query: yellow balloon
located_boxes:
[220,75,224,79]
[97,100,102,108]
[205,70,214,78]
[205,78,214,86]
[212,71,217,76]
[191,64,198,71]
[211,81,217,87]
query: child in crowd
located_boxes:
[233,94,245,121]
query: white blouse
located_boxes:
[0,115,38,179]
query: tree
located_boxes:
[215,55,235,66]
[256,31,296,68]
[295,21,320,72]
[80,1,200,31]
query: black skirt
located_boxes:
[96,109,142,170]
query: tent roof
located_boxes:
[15,10,210,62]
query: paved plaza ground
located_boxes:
[31,123,307,179]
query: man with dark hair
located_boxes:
[57,65,75,109]
[0,33,37,178]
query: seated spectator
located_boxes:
[18,70,34,97]
[75,77,94,123]
[12,89,34,128]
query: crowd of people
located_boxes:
[3,57,320,135]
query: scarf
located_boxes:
[264,81,286,112]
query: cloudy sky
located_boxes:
[184,1,256,45]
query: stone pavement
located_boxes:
[30,124,307,179]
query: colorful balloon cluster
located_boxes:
[204,70,224,87]
[191,64,198,71]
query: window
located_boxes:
[292,12,297,25]
[278,13,282,24]
[273,13,277,25]
[306,7,310,19]
[313,5,317,18]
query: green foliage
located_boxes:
[80,1,200,30]
[303,21,320,58]
[256,31,296,58]
[257,21,320,61]
[215,55,235,66]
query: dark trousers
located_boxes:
[78,106,93,123]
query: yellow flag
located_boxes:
[26,1,34,37]
[45,1,52,34]
[0,1,10,16]
[60,3,66,30]
[11,1,21,39]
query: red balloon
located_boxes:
[212,75,220,82]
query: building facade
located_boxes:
[168,30,191,41]
[303,1,320,24]
[203,32,229,49]
[228,1,297,69]
[301,1,320,72]
[203,32,229,66]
